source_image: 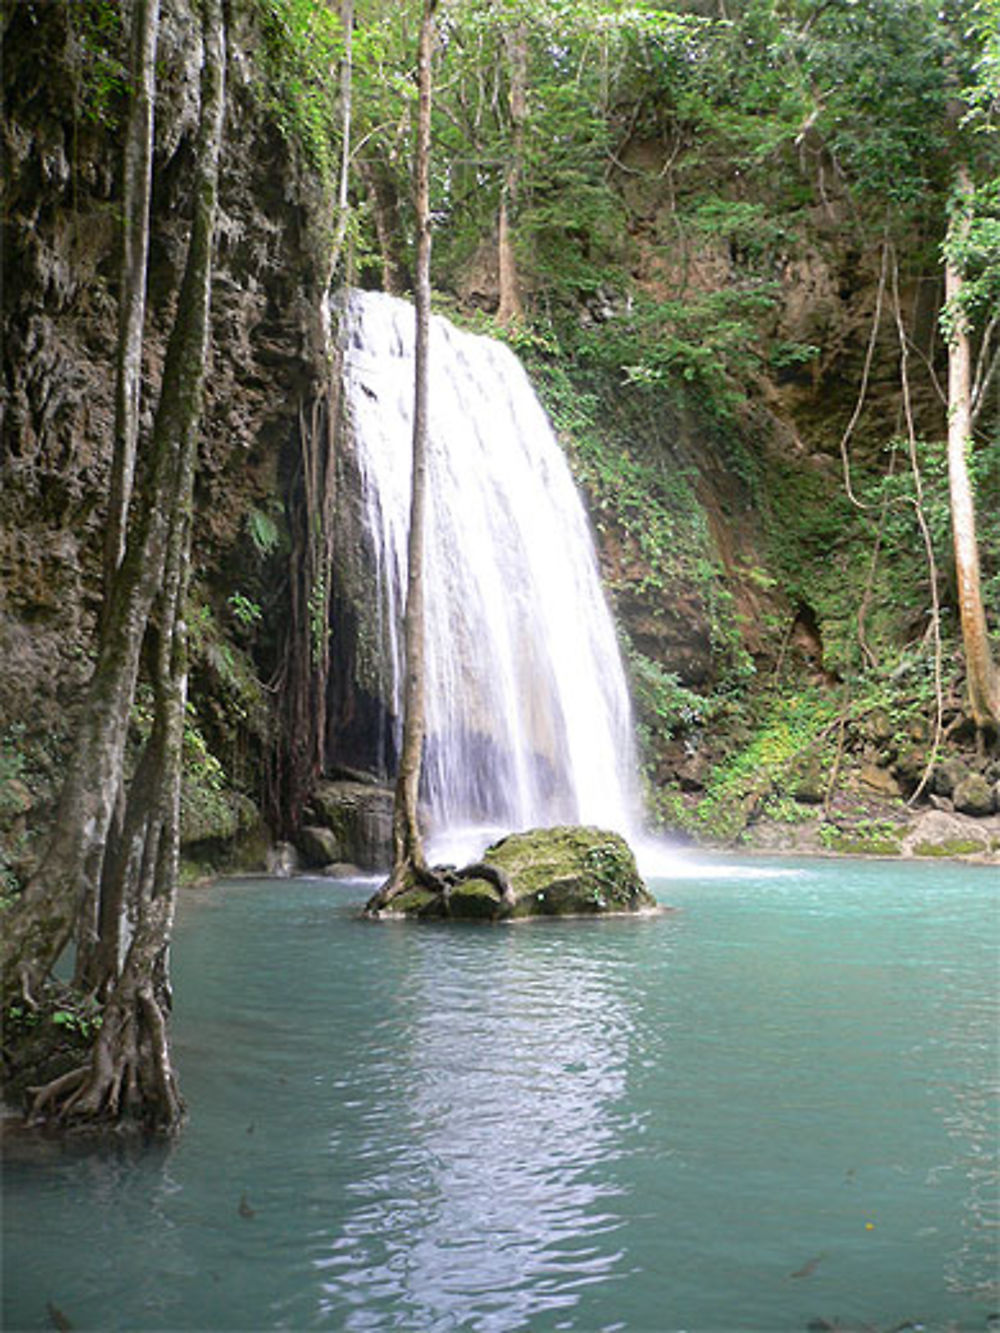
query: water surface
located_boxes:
[3,856,997,1331]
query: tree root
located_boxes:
[365,858,516,918]
[23,982,184,1136]
[27,1066,88,1118]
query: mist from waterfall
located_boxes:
[339,289,639,854]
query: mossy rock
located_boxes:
[389,826,658,920]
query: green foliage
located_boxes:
[6,993,103,1041]
[628,647,705,736]
[246,506,282,559]
[818,819,902,856]
[228,592,263,628]
[962,0,1000,132]
[187,595,269,733]
[308,573,328,666]
[71,0,129,128]
[253,0,346,179]
[942,176,1000,337]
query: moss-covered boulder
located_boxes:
[388,826,659,920]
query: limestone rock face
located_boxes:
[391,826,659,920]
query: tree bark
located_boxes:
[945,167,1000,733]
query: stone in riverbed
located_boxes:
[390,825,659,920]
[952,772,995,817]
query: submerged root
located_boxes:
[25,983,184,1136]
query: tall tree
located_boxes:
[3,0,227,1134]
[368,0,437,910]
[75,0,162,994]
[496,16,526,325]
[104,0,161,590]
[943,165,1000,734]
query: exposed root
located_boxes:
[365,858,516,917]
[27,1066,88,1119]
[22,983,184,1136]
[448,862,517,913]
[17,962,40,1012]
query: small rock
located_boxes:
[953,773,994,817]
[933,756,969,798]
[266,841,300,878]
[859,763,902,798]
[296,825,342,867]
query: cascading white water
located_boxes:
[339,288,639,851]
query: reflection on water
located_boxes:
[311,931,640,1330]
[2,859,997,1333]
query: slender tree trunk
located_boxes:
[497,21,526,326]
[329,0,354,285]
[945,167,999,732]
[26,0,226,1134]
[75,0,161,990]
[369,0,436,911]
[358,158,411,296]
[105,0,160,589]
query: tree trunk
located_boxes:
[329,0,354,285]
[368,0,436,911]
[75,0,161,991]
[496,21,526,326]
[268,390,339,839]
[104,0,160,589]
[945,167,1000,733]
[358,157,412,296]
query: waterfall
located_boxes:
[337,288,639,854]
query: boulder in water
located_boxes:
[386,826,659,920]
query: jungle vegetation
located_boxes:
[0,0,997,1132]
